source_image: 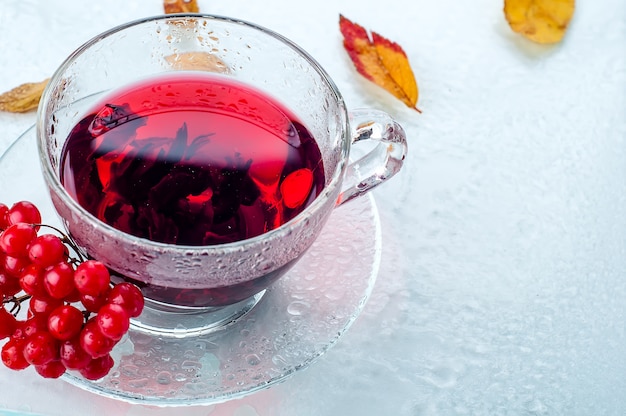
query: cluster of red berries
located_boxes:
[0,201,144,380]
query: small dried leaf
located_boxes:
[165,52,230,73]
[504,0,575,44]
[163,0,199,14]
[0,79,49,113]
[339,15,419,111]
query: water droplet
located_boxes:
[246,354,261,366]
[156,371,172,385]
[181,360,201,371]
[324,289,344,301]
[287,300,310,316]
[258,260,275,271]
[272,354,288,366]
[121,364,140,377]
[128,378,149,388]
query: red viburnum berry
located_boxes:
[0,203,10,230]
[43,261,75,300]
[12,315,48,341]
[79,318,114,358]
[28,296,64,317]
[35,359,66,379]
[7,201,41,229]
[1,338,29,370]
[19,264,48,298]
[3,255,30,279]
[108,282,144,318]
[0,307,17,339]
[59,337,92,370]
[74,260,111,297]
[79,354,114,381]
[0,223,37,258]
[48,304,84,341]
[0,269,22,297]
[80,290,110,313]
[28,234,68,268]
[96,303,130,341]
[23,331,60,366]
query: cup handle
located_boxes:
[336,109,408,206]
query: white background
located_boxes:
[0,0,625,415]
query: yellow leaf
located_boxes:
[504,0,575,44]
[163,0,199,14]
[339,15,420,111]
[0,79,49,113]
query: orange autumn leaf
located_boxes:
[339,15,419,111]
[163,0,199,14]
[504,0,575,44]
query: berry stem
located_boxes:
[3,294,30,315]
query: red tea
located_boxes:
[60,73,325,246]
[59,73,325,306]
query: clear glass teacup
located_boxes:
[37,14,407,337]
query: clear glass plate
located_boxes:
[0,126,382,406]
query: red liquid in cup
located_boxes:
[59,73,325,306]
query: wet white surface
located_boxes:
[0,0,625,415]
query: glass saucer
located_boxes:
[0,126,382,406]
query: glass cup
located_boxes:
[37,14,407,337]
